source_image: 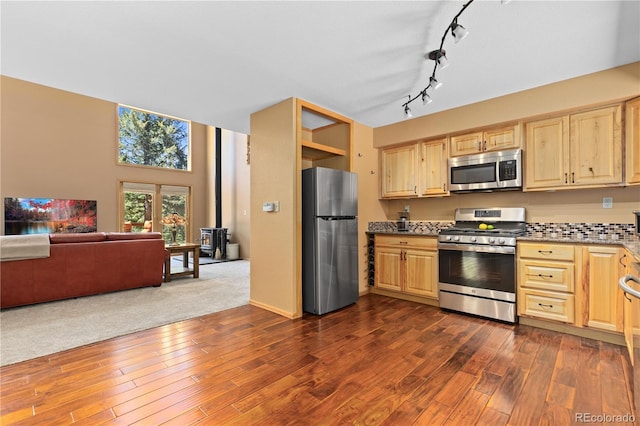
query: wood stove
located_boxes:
[200,227,228,258]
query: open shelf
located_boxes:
[301,139,346,160]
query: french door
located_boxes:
[119,181,191,244]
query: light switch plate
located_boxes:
[602,197,613,208]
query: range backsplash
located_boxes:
[525,222,636,240]
[368,221,453,234]
[368,221,637,239]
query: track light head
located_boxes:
[451,21,469,43]
[404,104,413,119]
[421,90,432,105]
[429,76,442,91]
[403,95,413,118]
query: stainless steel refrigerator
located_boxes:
[302,167,359,315]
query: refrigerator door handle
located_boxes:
[319,216,357,221]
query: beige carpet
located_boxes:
[0,260,250,366]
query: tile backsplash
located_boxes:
[368,221,453,234]
[369,221,637,239]
[525,222,636,240]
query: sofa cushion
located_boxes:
[106,232,163,241]
[49,233,107,244]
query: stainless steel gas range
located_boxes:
[438,207,526,323]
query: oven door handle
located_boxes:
[438,243,515,255]
[619,275,640,300]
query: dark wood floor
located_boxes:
[0,294,635,425]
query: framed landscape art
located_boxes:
[4,197,97,235]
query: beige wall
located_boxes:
[351,121,386,293]
[384,186,639,225]
[249,98,299,318]
[222,129,251,259]
[0,76,251,248]
[205,127,251,259]
[374,62,640,148]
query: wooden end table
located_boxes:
[164,243,200,282]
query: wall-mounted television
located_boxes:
[4,197,97,235]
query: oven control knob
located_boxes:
[488,238,496,244]
[470,236,477,242]
[498,238,505,244]
[453,236,460,242]
[445,235,452,241]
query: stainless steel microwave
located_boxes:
[448,148,522,192]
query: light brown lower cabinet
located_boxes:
[581,245,624,332]
[621,249,640,363]
[518,242,628,337]
[374,235,438,299]
[517,242,576,324]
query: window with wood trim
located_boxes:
[118,105,191,171]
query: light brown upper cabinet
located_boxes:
[626,97,640,185]
[525,104,622,191]
[450,124,519,156]
[380,138,450,199]
[380,144,418,198]
[418,138,449,197]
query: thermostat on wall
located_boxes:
[263,202,274,212]
[262,201,280,212]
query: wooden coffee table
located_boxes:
[164,243,200,282]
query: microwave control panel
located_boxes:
[499,159,518,181]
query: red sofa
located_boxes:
[1,232,166,309]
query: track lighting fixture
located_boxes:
[402,0,511,119]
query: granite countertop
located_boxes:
[365,230,439,237]
[367,230,640,260]
[625,241,640,262]
[517,234,640,260]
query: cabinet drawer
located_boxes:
[519,260,574,292]
[519,289,575,323]
[518,243,574,261]
[375,235,437,249]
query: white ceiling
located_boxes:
[1,1,639,135]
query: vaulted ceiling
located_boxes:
[2,1,639,134]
